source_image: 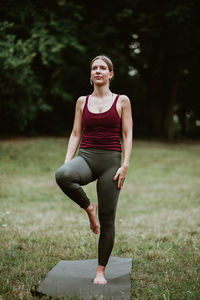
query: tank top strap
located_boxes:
[113,94,120,107]
[85,95,90,105]
[114,94,120,103]
[83,95,90,114]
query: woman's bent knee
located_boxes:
[55,165,67,185]
[55,164,76,186]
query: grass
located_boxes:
[0,137,200,299]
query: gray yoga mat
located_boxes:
[36,256,132,299]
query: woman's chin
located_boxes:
[94,81,107,86]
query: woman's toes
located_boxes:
[93,270,107,284]
[93,277,107,284]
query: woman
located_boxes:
[55,55,133,284]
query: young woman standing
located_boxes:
[55,55,133,284]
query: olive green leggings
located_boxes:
[55,148,121,266]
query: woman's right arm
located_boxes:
[64,97,85,163]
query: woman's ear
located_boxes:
[110,71,114,81]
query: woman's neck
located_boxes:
[92,85,112,98]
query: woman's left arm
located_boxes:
[114,95,133,189]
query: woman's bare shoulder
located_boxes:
[76,96,87,110]
[119,94,130,101]
[77,96,87,104]
[118,94,131,107]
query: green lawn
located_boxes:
[0,138,200,299]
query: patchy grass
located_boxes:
[0,138,200,299]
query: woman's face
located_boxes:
[91,59,113,86]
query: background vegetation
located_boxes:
[1,2,199,299]
[0,138,200,299]
[0,0,200,139]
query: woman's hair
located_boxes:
[90,55,114,72]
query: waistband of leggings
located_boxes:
[78,147,121,156]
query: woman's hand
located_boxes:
[113,165,128,190]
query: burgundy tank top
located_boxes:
[80,94,122,152]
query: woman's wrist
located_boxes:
[122,163,129,170]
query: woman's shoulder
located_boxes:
[77,95,87,103]
[76,95,88,105]
[118,94,131,107]
[118,94,130,101]
[76,96,88,111]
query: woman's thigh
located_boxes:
[56,155,94,186]
[96,166,120,222]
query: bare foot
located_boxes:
[93,265,107,284]
[85,203,99,234]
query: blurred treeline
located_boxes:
[0,0,200,139]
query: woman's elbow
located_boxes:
[70,130,82,140]
[122,129,132,139]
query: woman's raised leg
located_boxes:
[55,156,99,233]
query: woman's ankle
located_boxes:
[96,265,106,273]
[85,202,95,213]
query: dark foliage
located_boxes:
[0,0,199,139]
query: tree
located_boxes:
[0,0,85,133]
[115,0,200,139]
[0,0,199,139]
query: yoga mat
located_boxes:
[36,256,132,299]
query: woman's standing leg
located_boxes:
[94,166,120,283]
